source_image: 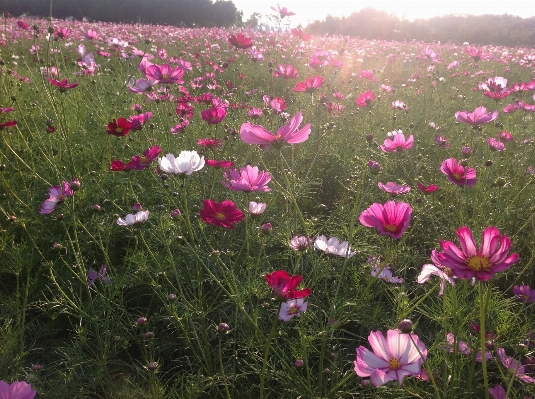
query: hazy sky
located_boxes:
[233,1,535,27]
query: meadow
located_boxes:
[1,10,535,399]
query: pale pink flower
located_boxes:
[314,235,355,258]
[378,182,411,195]
[222,165,271,192]
[278,298,308,322]
[116,210,149,226]
[249,201,267,215]
[455,106,498,125]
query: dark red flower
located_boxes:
[205,159,235,169]
[47,77,79,92]
[201,106,227,125]
[110,160,127,171]
[417,183,440,194]
[106,118,132,137]
[228,33,253,49]
[0,120,17,130]
[199,199,244,229]
[265,270,312,300]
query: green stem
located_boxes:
[218,334,232,399]
[409,334,441,399]
[479,282,491,399]
[259,313,278,399]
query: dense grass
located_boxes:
[1,14,535,399]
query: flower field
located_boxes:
[1,9,535,399]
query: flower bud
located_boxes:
[147,361,158,370]
[136,317,148,325]
[218,322,230,333]
[294,359,304,368]
[397,319,413,334]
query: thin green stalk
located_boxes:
[259,313,278,399]
[218,334,232,399]
[409,333,441,399]
[479,282,491,399]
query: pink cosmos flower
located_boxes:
[247,108,263,119]
[380,133,414,152]
[455,106,498,125]
[0,380,36,399]
[201,106,227,124]
[360,70,375,81]
[354,329,427,387]
[355,90,376,107]
[371,266,404,283]
[513,285,535,303]
[125,146,162,170]
[486,138,506,151]
[197,138,223,149]
[87,264,110,287]
[314,235,355,258]
[417,183,440,195]
[145,64,184,85]
[359,201,412,239]
[435,135,450,148]
[40,181,74,215]
[496,131,513,142]
[199,199,244,229]
[378,182,411,195]
[488,385,506,399]
[278,298,307,321]
[430,226,519,281]
[205,159,234,169]
[17,20,31,30]
[221,165,271,192]
[440,158,478,187]
[228,33,253,49]
[292,76,324,93]
[85,29,98,40]
[496,348,535,383]
[240,112,311,150]
[273,64,298,79]
[265,270,311,300]
[248,201,266,215]
[289,236,313,251]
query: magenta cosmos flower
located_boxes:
[46,77,79,92]
[265,270,311,300]
[201,106,227,124]
[111,145,162,171]
[513,285,535,303]
[440,158,478,187]
[292,76,324,93]
[144,64,184,85]
[240,112,311,150]
[0,380,36,399]
[380,133,414,152]
[430,226,519,281]
[228,33,253,49]
[455,106,498,125]
[354,329,427,387]
[359,201,412,239]
[356,90,376,107]
[221,165,271,193]
[199,199,244,229]
[273,64,298,79]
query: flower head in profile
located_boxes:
[249,201,266,215]
[380,133,414,152]
[293,76,324,93]
[314,235,355,258]
[46,77,79,92]
[265,270,311,300]
[278,298,307,321]
[371,265,404,283]
[378,182,411,195]
[417,183,440,195]
[356,90,376,107]
[158,151,205,176]
[486,138,506,151]
[392,100,408,110]
[228,33,253,49]
[116,210,149,226]
[206,159,234,169]
[40,181,74,215]
[440,158,478,187]
[513,285,535,303]
[240,112,311,150]
[417,264,456,295]
[359,201,412,239]
[222,165,271,193]
[271,4,296,17]
[0,380,36,399]
[354,329,427,387]
[0,120,17,130]
[199,199,244,229]
[455,106,498,125]
[107,118,132,137]
[430,226,519,281]
[121,146,162,171]
[87,264,110,287]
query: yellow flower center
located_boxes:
[215,212,226,220]
[115,127,123,133]
[383,224,397,233]
[443,267,454,277]
[140,155,148,164]
[288,306,298,315]
[388,357,401,370]
[452,173,462,180]
[466,255,491,271]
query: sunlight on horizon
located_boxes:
[233,0,535,28]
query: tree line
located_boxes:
[306,8,535,46]
[1,0,240,27]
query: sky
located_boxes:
[233,1,535,27]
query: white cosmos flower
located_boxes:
[117,210,149,226]
[248,201,266,215]
[314,235,355,258]
[158,150,205,176]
